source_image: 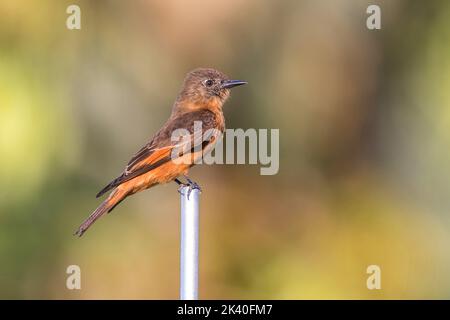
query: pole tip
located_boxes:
[178,185,201,199]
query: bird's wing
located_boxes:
[96,109,220,197]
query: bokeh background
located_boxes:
[1,0,450,299]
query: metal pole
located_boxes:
[179,186,200,300]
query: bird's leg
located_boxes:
[184,175,202,192]
[175,176,201,199]
[175,177,188,194]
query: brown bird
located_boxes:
[75,68,246,236]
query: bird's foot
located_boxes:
[176,177,201,199]
[185,177,202,193]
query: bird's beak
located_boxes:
[221,79,247,89]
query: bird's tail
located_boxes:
[75,188,129,237]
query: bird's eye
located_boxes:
[203,79,214,87]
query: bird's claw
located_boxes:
[177,179,201,199]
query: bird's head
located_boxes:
[175,68,247,112]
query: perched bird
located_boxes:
[75,68,246,236]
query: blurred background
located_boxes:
[1,0,450,299]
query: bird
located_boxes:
[75,68,247,236]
